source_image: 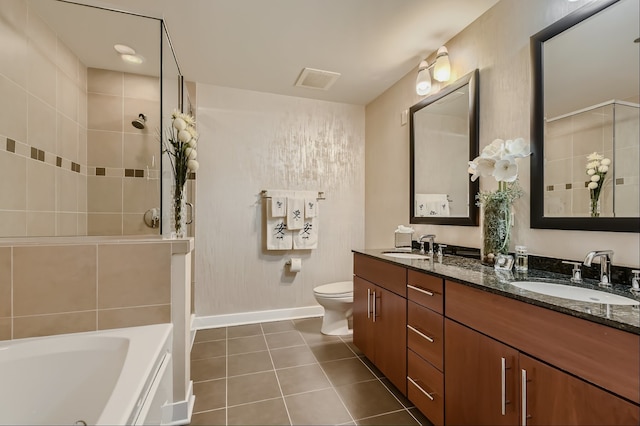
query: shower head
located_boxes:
[132,114,147,129]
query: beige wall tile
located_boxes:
[0,0,28,88]
[26,160,55,211]
[98,304,170,330]
[13,244,97,316]
[56,168,78,212]
[98,243,170,309]
[27,95,56,153]
[124,73,160,101]
[57,71,78,122]
[26,212,55,236]
[0,211,27,237]
[123,178,159,213]
[27,42,57,109]
[123,132,158,170]
[87,213,122,236]
[57,114,78,163]
[87,176,122,213]
[78,125,87,166]
[123,213,158,235]
[13,311,95,339]
[0,247,11,318]
[79,88,88,129]
[78,175,87,213]
[0,74,28,143]
[88,93,123,132]
[56,212,78,236]
[124,98,159,134]
[87,130,122,168]
[0,317,10,340]
[56,38,78,82]
[77,212,87,235]
[88,68,122,96]
[26,5,56,65]
[0,150,27,210]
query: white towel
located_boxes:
[287,198,305,230]
[415,194,450,217]
[271,197,287,217]
[305,198,318,218]
[293,218,318,249]
[266,199,292,250]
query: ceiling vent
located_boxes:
[295,67,341,90]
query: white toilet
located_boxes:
[313,281,354,335]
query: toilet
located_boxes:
[313,281,354,335]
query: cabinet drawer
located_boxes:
[407,270,443,313]
[407,301,443,371]
[354,253,406,297]
[408,349,444,426]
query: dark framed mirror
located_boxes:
[530,0,640,232]
[410,69,479,226]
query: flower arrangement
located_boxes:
[163,110,199,237]
[468,138,530,265]
[585,152,611,217]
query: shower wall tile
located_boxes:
[26,211,55,236]
[0,212,26,237]
[123,132,157,170]
[27,95,56,153]
[124,73,160,101]
[56,38,78,82]
[26,160,55,211]
[26,6,56,66]
[57,71,78,121]
[87,176,123,213]
[0,150,27,210]
[88,93,123,132]
[0,247,11,318]
[13,244,97,316]
[0,318,10,341]
[123,178,158,213]
[57,114,79,163]
[78,175,87,213]
[78,125,87,166]
[0,74,28,143]
[123,213,157,235]
[56,212,78,236]
[56,168,78,212]
[97,243,171,309]
[88,68,122,96]
[0,0,28,88]
[98,304,170,330]
[124,98,159,133]
[87,213,122,236]
[13,311,96,339]
[87,130,122,168]
[27,43,56,108]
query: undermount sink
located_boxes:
[382,251,429,260]
[510,281,639,306]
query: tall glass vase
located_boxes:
[172,183,187,238]
[589,197,601,217]
[480,191,512,266]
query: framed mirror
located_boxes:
[531,0,640,232]
[410,69,479,226]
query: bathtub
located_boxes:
[0,324,173,425]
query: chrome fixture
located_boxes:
[583,250,614,287]
[631,270,640,296]
[562,260,583,283]
[416,46,451,95]
[418,234,436,256]
[132,113,147,129]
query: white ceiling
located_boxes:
[46,0,499,106]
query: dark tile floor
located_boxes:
[189,317,432,425]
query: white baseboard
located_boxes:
[193,305,324,330]
[163,380,194,426]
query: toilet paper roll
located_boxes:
[289,258,302,272]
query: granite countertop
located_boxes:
[353,248,640,335]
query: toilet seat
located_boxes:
[313,281,353,298]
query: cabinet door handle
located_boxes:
[407,324,434,343]
[407,284,434,296]
[501,357,507,415]
[407,376,435,401]
[372,291,377,322]
[367,288,371,319]
[521,368,528,426]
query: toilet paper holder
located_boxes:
[285,258,302,272]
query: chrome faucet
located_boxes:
[583,250,614,288]
[418,234,436,256]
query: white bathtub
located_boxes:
[0,324,173,425]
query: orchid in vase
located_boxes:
[163,110,199,238]
[585,152,611,217]
[468,138,530,265]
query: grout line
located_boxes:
[261,322,293,426]
[225,326,228,426]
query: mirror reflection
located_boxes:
[0,0,173,237]
[410,70,479,226]
[531,0,640,231]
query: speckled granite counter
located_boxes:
[353,249,640,335]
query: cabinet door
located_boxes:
[353,276,375,361]
[445,319,519,425]
[374,286,407,395]
[520,354,640,426]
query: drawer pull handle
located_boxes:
[407,284,434,296]
[521,368,528,426]
[407,376,435,401]
[407,324,434,343]
[367,288,371,319]
[372,290,377,322]
[501,357,507,415]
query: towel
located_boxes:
[271,197,287,217]
[266,199,293,250]
[305,198,318,218]
[293,218,318,249]
[287,198,305,230]
[415,194,450,217]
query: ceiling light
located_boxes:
[415,46,451,95]
[114,44,136,55]
[121,54,144,64]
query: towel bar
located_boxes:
[260,190,325,200]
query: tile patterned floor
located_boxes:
[189,317,432,425]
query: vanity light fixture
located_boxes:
[415,46,451,95]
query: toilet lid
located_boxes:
[314,281,353,297]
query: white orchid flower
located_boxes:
[493,157,518,182]
[187,159,199,171]
[587,152,604,161]
[504,137,531,158]
[601,158,611,166]
[172,117,187,131]
[475,157,497,178]
[586,161,599,169]
[590,174,600,182]
[598,165,609,173]
[586,169,596,176]
[468,161,480,182]
[178,129,192,143]
[481,139,505,160]
[185,147,197,160]
[588,182,598,190]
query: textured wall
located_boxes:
[195,85,365,316]
[365,0,640,267]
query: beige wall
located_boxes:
[0,0,88,237]
[365,0,640,267]
[0,239,175,340]
[194,85,365,317]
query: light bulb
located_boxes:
[433,47,450,82]
[416,61,431,95]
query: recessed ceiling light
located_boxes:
[121,54,144,64]
[114,44,136,55]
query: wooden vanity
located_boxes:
[353,251,640,425]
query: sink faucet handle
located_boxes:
[562,261,583,283]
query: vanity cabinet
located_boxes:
[353,254,407,394]
[445,281,640,425]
